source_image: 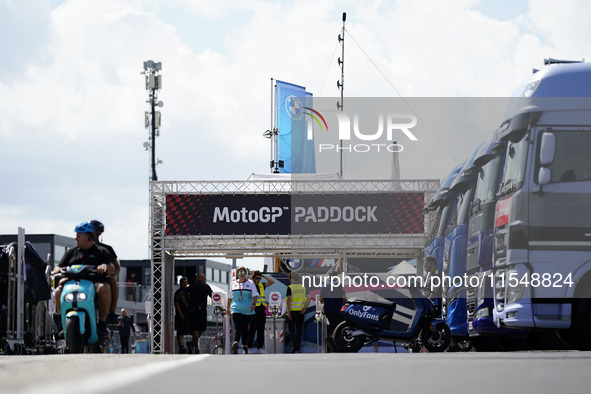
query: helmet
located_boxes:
[90,220,104,233]
[75,222,95,234]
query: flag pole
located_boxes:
[270,78,275,174]
[272,79,280,173]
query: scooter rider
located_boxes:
[53,222,115,346]
[90,220,121,324]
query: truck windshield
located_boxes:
[457,184,476,225]
[436,201,454,237]
[474,155,502,204]
[429,209,443,239]
[499,132,528,196]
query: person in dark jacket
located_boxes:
[117,308,135,353]
[186,273,212,354]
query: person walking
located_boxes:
[319,273,346,351]
[174,277,190,354]
[227,267,258,354]
[186,273,212,354]
[285,272,310,353]
[247,271,275,354]
[117,308,135,353]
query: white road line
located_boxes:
[20,355,210,394]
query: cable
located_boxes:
[318,41,340,97]
[345,29,459,165]
[345,29,404,98]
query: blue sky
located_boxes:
[1,0,590,266]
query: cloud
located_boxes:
[0,0,53,79]
[1,0,591,260]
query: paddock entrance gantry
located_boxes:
[149,179,439,353]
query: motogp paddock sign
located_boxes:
[165,193,424,236]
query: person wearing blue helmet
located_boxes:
[91,220,121,324]
[52,221,116,346]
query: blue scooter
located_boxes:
[58,265,104,353]
[332,287,451,352]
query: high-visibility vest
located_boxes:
[256,282,267,307]
[288,284,307,311]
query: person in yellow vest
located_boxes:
[247,270,275,354]
[285,271,311,353]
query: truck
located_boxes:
[465,130,530,350]
[441,145,482,342]
[424,163,464,274]
[492,61,591,350]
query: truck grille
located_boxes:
[466,286,477,322]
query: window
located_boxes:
[500,132,528,196]
[474,155,502,204]
[456,185,476,226]
[542,130,591,183]
[54,245,67,262]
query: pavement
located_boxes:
[1,351,590,394]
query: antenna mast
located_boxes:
[337,12,346,177]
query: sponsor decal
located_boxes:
[294,206,377,223]
[213,206,284,223]
[165,193,423,236]
[347,306,380,321]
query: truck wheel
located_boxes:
[65,317,85,354]
[332,322,365,353]
[472,337,505,352]
[422,322,451,352]
[574,298,591,350]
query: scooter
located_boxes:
[57,265,104,353]
[332,287,451,352]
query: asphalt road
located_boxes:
[1,351,589,394]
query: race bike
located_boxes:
[332,287,451,352]
[57,265,107,353]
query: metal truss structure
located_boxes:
[149,179,439,353]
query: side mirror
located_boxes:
[539,132,556,166]
[538,167,552,185]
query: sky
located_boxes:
[1,0,590,268]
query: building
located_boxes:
[0,234,75,265]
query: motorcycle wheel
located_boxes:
[65,317,85,354]
[332,322,365,353]
[421,322,451,352]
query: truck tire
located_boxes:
[65,317,85,354]
[574,298,591,350]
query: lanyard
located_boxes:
[238,280,246,301]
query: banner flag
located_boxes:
[276,80,316,173]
